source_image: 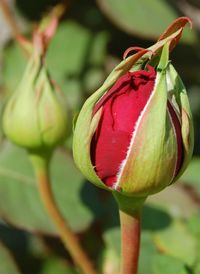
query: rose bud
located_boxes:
[73,18,194,198]
[2,33,69,152]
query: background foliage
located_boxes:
[0,0,200,273]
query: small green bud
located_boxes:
[3,50,69,152]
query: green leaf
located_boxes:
[181,157,200,188]
[97,0,196,43]
[152,254,189,274]
[2,43,26,93]
[103,222,160,274]
[147,184,199,219]
[187,213,200,239]
[0,141,98,234]
[103,226,121,258]
[41,257,78,274]
[142,205,172,231]
[46,21,91,109]
[99,248,119,274]
[138,232,158,274]
[47,21,108,108]
[193,242,200,274]
[154,220,197,266]
[0,242,21,274]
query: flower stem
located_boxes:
[30,153,97,274]
[119,208,141,274]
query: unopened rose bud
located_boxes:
[3,47,69,152]
[73,19,193,198]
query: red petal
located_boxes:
[91,66,156,187]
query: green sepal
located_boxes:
[157,42,170,70]
[113,191,146,215]
[166,64,194,181]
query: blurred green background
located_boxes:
[0,1,200,274]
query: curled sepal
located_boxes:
[158,17,192,51]
[3,53,69,152]
[122,18,191,73]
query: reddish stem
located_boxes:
[30,153,98,274]
[119,209,141,274]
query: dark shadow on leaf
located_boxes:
[81,181,172,232]
[80,180,119,229]
[15,0,61,20]
[142,205,172,231]
[0,223,43,274]
[185,265,195,274]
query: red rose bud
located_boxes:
[91,65,183,190]
[73,18,193,197]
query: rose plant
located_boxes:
[73,17,194,274]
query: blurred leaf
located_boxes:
[147,184,199,219]
[0,141,98,234]
[181,157,200,188]
[0,222,28,255]
[138,232,158,274]
[193,242,200,274]
[195,263,200,274]
[2,42,26,93]
[154,220,197,266]
[103,224,160,274]
[41,257,78,274]
[188,86,200,116]
[152,254,189,274]
[103,226,121,258]
[0,242,21,274]
[87,32,109,66]
[142,205,172,231]
[187,215,200,274]
[187,213,200,239]
[97,0,196,43]
[100,248,119,274]
[47,21,108,108]
[46,21,91,109]
[83,68,105,95]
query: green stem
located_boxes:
[119,209,141,274]
[30,152,97,274]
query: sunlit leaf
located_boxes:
[154,220,197,266]
[152,254,189,274]
[96,0,196,43]
[41,257,78,274]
